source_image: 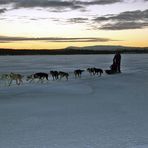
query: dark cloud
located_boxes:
[94,9,148,22]
[0,0,82,10]
[14,0,83,10]
[99,22,148,30]
[0,36,114,43]
[67,17,88,23]
[93,9,148,30]
[77,0,122,5]
[0,0,17,5]
[0,8,7,13]
[0,0,123,11]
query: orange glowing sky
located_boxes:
[0,0,148,49]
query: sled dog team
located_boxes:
[0,67,103,86]
[0,51,121,86]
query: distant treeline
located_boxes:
[0,48,148,55]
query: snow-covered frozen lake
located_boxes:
[0,54,148,148]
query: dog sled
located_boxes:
[105,70,121,75]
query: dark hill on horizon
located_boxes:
[65,45,148,51]
[0,45,148,55]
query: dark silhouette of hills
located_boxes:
[0,45,148,55]
[65,45,146,51]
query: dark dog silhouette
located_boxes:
[93,68,103,76]
[74,69,85,78]
[58,71,69,80]
[87,68,95,75]
[27,72,48,82]
[50,71,59,80]
[87,67,103,76]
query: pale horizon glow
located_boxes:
[0,0,148,49]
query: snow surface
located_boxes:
[0,54,148,148]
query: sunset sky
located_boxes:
[0,0,148,49]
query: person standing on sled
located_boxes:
[110,61,117,72]
[113,51,121,73]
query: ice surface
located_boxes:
[131,145,148,148]
[0,54,148,148]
